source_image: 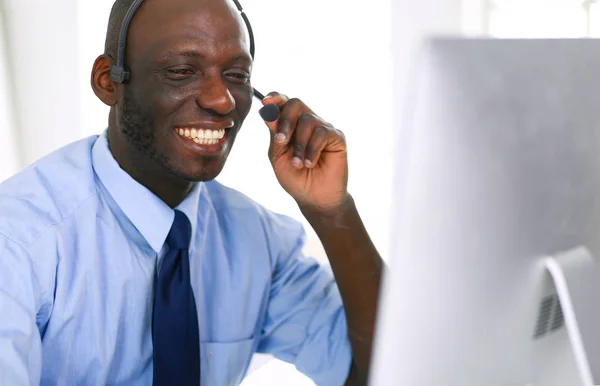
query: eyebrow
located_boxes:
[173,50,201,58]
[160,50,252,63]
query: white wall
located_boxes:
[0,2,20,181]
[77,0,112,138]
[218,0,395,263]
[2,0,81,168]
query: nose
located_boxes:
[197,76,236,115]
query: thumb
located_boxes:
[259,92,288,140]
[259,104,289,159]
[258,92,291,159]
[259,103,281,135]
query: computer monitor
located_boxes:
[369,38,600,386]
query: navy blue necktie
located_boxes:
[153,210,201,385]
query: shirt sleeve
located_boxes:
[256,213,352,386]
[0,234,43,386]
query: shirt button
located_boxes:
[209,351,214,361]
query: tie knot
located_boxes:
[166,210,192,250]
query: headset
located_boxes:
[109,0,267,101]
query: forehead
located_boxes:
[127,0,250,61]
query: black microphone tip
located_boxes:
[259,104,280,122]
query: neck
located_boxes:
[107,126,194,209]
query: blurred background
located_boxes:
[0,0,598,384]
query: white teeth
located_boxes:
[176,128,226,142]
[190,138,219,145]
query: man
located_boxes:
[0,0,383,384]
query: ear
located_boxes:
[91,55,119,106]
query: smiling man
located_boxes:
[0,0,383,385]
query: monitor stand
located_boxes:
[543,247,600,386]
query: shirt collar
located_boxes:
[91,131,201,253]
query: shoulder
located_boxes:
[0,136,100,247]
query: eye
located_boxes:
[165,67,196,80]
[225,70,251,84]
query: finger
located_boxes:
[304,126,331,168]
[275,98,309,145]
[291,113,321,169]
[262,92,289,107]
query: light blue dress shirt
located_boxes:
[0,132,352,386]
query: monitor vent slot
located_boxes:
[533,295,564,339]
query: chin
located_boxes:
[170,159,227,183]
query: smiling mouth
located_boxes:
[175,128,226,145]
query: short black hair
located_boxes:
[104,0,137,59]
